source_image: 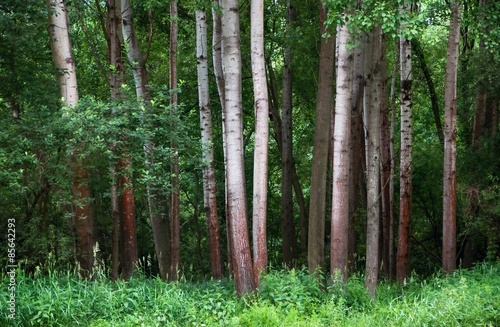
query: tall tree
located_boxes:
[46,0,95,278]
[195,8,223,279]
[365,26,383,296]
[396,0,413,282]
[308,1,335,275]
[442,0,461,274]
[169,0,181,281]
[281,0,298,267]
[331,16,353,282]
[121,0,162,280]
[251,0,269,284]
[221,0,256,295]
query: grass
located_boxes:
[1,263,499,326]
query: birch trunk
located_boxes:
[251,0,269,285]
[196,9,223,279]
[331,19,353,282]
[47,0,95,278]
[365,26,382,296]
[397,0,413,282]
[222,0,255,295]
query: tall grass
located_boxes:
[1,263,498,326]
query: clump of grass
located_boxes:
[0,263,498,326]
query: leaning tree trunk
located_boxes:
[308,1,335,275]
[396,0,413,283]
[331,17,353,282]
[196,9,223,279]
[251,0,269,285]
[47,0,95,278]
[221,0,256,295]
[442,0,461,274]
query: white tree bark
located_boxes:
[196,9,223,279]
[221,0,255,295]
[251,0,269,285]
[331,19,353,281]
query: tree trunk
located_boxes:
[308,1,335,275]
[196,9,223,279]
[442,0,461,274]
[397,0,413,283]
[121,0,167,279]
[331,18,353,282]
[221,0,256,295]
[251,0,269,285]
[169,0,181,282]
[365,26,382,296]
[281,0,298,268]
[47,0,95,278]
[212,0,233,275]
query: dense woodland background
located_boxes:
[1,0,500,297]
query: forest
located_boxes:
[1,0,500,325]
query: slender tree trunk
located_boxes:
[196,9,223,279]
[221,0,256,295]
[442,0,461,274]
[121,0,167,279]
[348,39,364,274]
[47,0,95,278]
[266,59,306,257]
[331,17,353,282]
[389,52,398,280]
[309,1,335,275]
[251,0,269,285]
[365,26,382,296]
[380,34,392,280]
[281,0,298,268]
[169,0,181,281]
[397,0,413,282]
[212,1,233,275]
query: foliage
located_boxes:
[1,264,499,326]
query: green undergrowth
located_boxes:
[1,264,499,326]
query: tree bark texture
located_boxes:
[251,0,269,285]
[365,26,382,296]
[331,19,353,282]
[47,0,95,277]
[308,1,335,275]
[397,2,413,282]
[442,0,461,274]
[221,0,256,295]
[196,9,223,279]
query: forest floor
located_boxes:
[1,263,499,326]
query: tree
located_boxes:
[195,8,223,279]
[396,0,413,282]
[281,0,299,268]
[169,0,181,281]
[221,0,256,295]
[331,15,353,282]
[365,26,383,296]
[308,1,335,275]
[46,0,96,278]
[251,0,269,284]
[442,0,461,274]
